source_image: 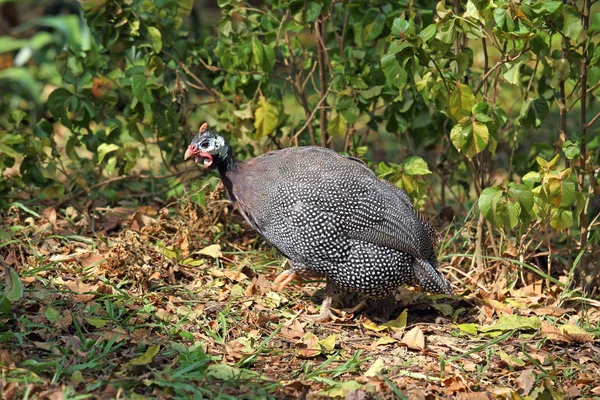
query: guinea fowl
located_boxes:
[185,123,453,321]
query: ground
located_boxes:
[0,195,599,399]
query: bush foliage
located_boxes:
[0,0,598,282]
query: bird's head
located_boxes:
[184,123,230,169]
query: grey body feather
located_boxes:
[226,146,452,298]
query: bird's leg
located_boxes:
[306,280,336,322]
[272,270,297,292]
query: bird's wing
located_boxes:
[339,155,439,256]
[378,179,440,247]
[343,186,436,261]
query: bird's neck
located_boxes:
[216,146,237,175]
[217,147,238,200]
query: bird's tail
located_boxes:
[413,259,453,295]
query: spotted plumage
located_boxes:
[185,125,452,318]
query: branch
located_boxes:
[316,16,329,148]
[583,109,600,129]
[474,47,530,96]
[482,38,489,97]
[284,32,317,146]
[429,56,451,95]
[274,10,289,49]
[292,81,334,141]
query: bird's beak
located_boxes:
[184,145,195,160]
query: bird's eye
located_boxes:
[200,141,210,149]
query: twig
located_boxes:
[583,109,600,129]
[285,32,317,146]
[274,10,289,49]
[474,47,530,96]
[430,56,451,95]
[339,5,350,59]
[508,57,539,178]
[482,38,489,97]
[292,81,334,140]
[578,0,591,250]
[315,15,330,148]
[566,80,600,111]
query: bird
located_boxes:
[185,122,453,321]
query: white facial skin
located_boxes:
[191,134,228,167]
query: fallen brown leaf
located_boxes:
[516,368,535,395]
[296,332,320,358]
[541,321,571,343]
[400,326,425,351]
[443,375,468,393]
[456,392,492,400]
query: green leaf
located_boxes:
[252,36,264,68]
[503,61,523,86]
[341,105,359,125]
[147,26,162,53]
[0,142,22,158]
[357,86,383,99]
[479,315,541,332]
[391,18,411,37]
[262,44,275,72]
[381,54,408,90]
[206,363,243,380]
[3,265,23,301]
[550,208,572,231]
[131,74,154,104]
[450,120,489,159]
[453,52,470,78]
[588,67,600,89]
[300,2,322,23]
[519,98,549,128]
[178,0,193,16]
[449,83,476,121]
[590,13,600,34]
[364,13,386,41]
[562,140,580,160]
[327,113,346,137]
[471,0,489,11]
[498,349,525,367]
[45,307,61,324]
[494,7,507,29]
[97,143,120,165]
[47,88,73,127]
[85,317,107,328]
[563,5,583,41]
[129,345,161,365]
[559,180,576,207]
[522,171,541,187]
[419,24,437,42]
[457,323,478,335]
[507,184,534,213]
[402,156,431,175]
[254,96,278,137]
[479,187,502,223]
[501,201,520,229]
[127,120,146,144]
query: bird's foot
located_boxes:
[305,305,338,322]
[272,270,297,292]
[304,281,337,322]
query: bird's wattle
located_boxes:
[199,152,213,167]
[184,144,214,167]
